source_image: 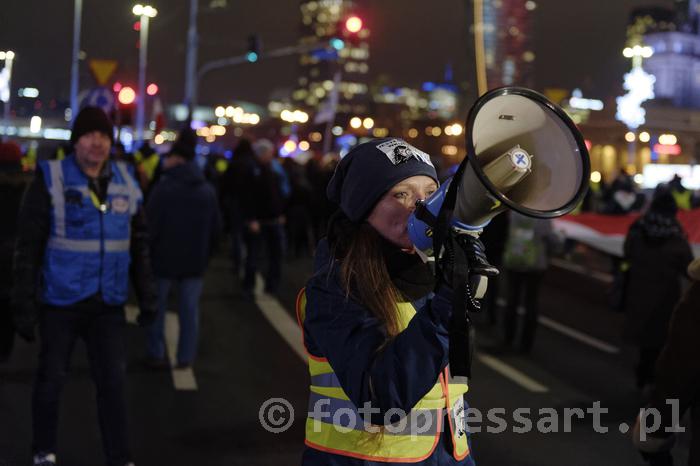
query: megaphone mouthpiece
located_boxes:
[482,145,533,193]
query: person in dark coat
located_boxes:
[239,139,287,296]
[0,141,31,362]
[220,139,257,277]
[502,212,559,353]
[632,258,700,465]
[282,154,314,257]
[623,185,694,389]
[145,129,222,369]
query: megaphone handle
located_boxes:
[446,234,482,378]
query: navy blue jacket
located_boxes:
[301,240,476,465]
[146,161,221,279]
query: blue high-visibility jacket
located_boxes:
[38,156,143,306]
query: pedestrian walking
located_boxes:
[240,139,287,296]
[632,258,700,466]
[220,139,257,278]
[502,212,558,353]
[0,140,31,362]
[623,185,693,390]
[11,107,157,466]
[145,128,221,369]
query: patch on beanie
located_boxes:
[376,139,434,168]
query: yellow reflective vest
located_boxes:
[672,189,692,211]
[296,289,470,463]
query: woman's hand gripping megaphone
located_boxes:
[437,229,500,311]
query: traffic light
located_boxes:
[117,86,136,126]
[329,37,345,51]
[344,16,363,34]
[247,34,260,63]
[341,15,364,46]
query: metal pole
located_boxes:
[628,130,637,167]
[136,14,150,144]
[70,0,83,122]
[322,71,341,156]
[184,0,199,113]
[473,0,488,96]
[3,54,14,130]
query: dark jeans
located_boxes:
[33,305,131,465]
[503,270,545,352]
[228,202,243,276]
[243,223,285,293]
[147,277,204,365]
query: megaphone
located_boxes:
[408,87,590,256]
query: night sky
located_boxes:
[0,0,676,115]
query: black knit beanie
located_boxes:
[71,106,114,145]
[326,138,438,222]
[650,185,678,217]
[170,127,197,160]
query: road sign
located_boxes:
[82,86,115,114]
[89,59,118,86]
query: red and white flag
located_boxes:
[553,209,700,257]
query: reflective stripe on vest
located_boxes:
[296,288,470,462]
[47,160,67,237]
[47,237,130,253]
[115,161,142,214]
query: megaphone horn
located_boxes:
[408,87,591,256]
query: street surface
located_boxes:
[0,251,692,465]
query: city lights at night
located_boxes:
[1,1,700,465]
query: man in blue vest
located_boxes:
[11,107,157,466]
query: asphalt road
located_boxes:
[0,251,692,465]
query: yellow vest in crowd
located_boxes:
[134,151,160,182]
[671,189,692,211]
[296,289,470,463]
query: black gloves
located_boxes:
[438,232,499,290]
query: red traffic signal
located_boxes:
[146,83,159,96]
[118,86,136,105]
[345,16,363,34]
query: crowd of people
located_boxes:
[0,105,698,465]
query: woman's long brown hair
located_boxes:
[332,222,403,338]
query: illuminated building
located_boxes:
[478,0,536,88]
[643,1,700,108]
[674,0,700,32]
[294,0,370,116]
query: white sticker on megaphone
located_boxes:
[376,139,435,168]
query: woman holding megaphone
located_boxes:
[296,138,486,465]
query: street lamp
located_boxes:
[0,50,15,135]
[616,44,655,165]
[132,3,158,144]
